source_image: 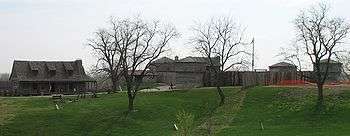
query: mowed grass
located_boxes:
[2,86,350,136]
[217,86,350,136]
[0,87,239,136]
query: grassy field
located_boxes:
[0,87,240,136]
[1,86,350,135]
[217,86,350,136]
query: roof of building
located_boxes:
[320,59,342,64]
[153,57,175,64]
[9,60,95,82]
[269,62,297,68]
[152,56,221,66]
[179,56,220,66]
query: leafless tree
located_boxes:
[0,73,9,81]
[294,3,350,107]
[110,17,179,111]
[277,42,305,72]
[88,28,123,93]
[190,17,250,106]
[276,41,314,81]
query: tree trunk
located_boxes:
[216,86,225,106]
[214,70,225,106]
[128,95,135,112]
[110,77,118,93]
[316,83,324,108]
[126,77,135,112]
[127,87,135,112]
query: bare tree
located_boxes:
[0,73,9,81]
[294,3,350,107]
[190,17,249,106]
[110,17,179,111]
[88,28,123,93]
[276,41,314,82]
[277,42,305,72]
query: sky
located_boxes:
[0,0,349,73]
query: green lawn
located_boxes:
[0,87,239,136]
[1,86,350,136]
[218,86,350,136]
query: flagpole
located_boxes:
[252,38,255,71]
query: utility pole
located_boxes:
[251,38,255,71]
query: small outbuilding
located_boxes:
[269,62,297,72]
[150,56,220,88]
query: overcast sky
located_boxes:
[0,0,349,73]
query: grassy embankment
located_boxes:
[2,86,350,136]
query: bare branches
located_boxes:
[294,3,350,82]
[190,16,250,106]
[293,3,350,105]
[190,17,249,71]
[0,73,9,81]
[87,28,123,92]
[88,16,179,102]
[277,41,306,71]
[98,16,179,111]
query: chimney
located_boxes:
[175,56,179,61]
[75,59,82,66]
[75,59,83,74]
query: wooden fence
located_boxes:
[204,71,313,87]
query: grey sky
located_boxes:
[0,0,349,73]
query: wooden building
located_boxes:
[9,60,96,95]
[150,56,219,88]
[269,62,297,72]
[316,59,343,82]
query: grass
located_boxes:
[2,86,350,135]
[0,87,239,136]
[217,86,350,136]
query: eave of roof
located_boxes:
[10,60,95,82]
[153,57,175,63]
[319,59,342,64]
[269,62,296,67]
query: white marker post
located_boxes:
[173,124,178,131]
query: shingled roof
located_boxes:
[319,59,342,64]
[9,60,95,82]
[179,56,220,66]
[152,57,175,64]
[152,56,220,66]
[269,62,297,68]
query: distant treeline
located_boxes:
[0,73,9,81]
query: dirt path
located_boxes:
[194,88,247,136]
